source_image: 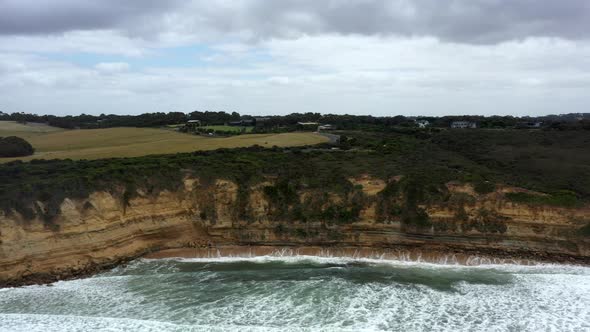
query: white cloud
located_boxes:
[0,29,589,116]
[267,76,291,85]
[95,62,129,73]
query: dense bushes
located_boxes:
[505,191,580,208]
[463,209,508,234]
[429,129,590,198]
[374,175,449,227]
[579,222,590,236]
[262,176,365,224]
[0,136,34,157]
[1,128,589,226]
[473,180,495,194]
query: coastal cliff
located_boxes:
[1,175,588,287]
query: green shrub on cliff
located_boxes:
[399,176,432,228]
[506,191,580,208]
[473,180,495,194]
[375,181,401,222]
[262,175,366,224]
[578,222,590,237]
[461,208,508,234]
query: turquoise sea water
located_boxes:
[0,256,589,331]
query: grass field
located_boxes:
[0,121,65,139]
[0,122,328,162]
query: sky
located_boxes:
[0,0,589,117]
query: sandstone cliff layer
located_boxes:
[1,176,588,286]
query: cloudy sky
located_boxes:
[1,0,589,116]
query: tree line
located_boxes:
[1,110,588,131]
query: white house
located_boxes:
[416,120,430,128]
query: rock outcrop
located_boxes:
[1,176,589,286]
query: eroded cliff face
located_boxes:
[1,176,589,286]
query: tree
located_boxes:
[0,136,35,157]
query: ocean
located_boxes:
[0,256,588,331]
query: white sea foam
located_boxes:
[1,258,588,332]
[150,254,590,274]
[0,313,361,332]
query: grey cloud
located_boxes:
[1,0,589,43]
[0,0,180,35]
[204,0,590,43]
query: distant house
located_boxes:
[451,121,477,129]
[186,119,201,129]
[228,120,254,126]
[254,117,270,127]
[318,124,335,131]
[516,121,543,129]
[416,119,430,128]
[297,122,319,130]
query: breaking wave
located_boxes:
[1,256,589,331]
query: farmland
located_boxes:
[0,122,328,162]
[0,121,65,139]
